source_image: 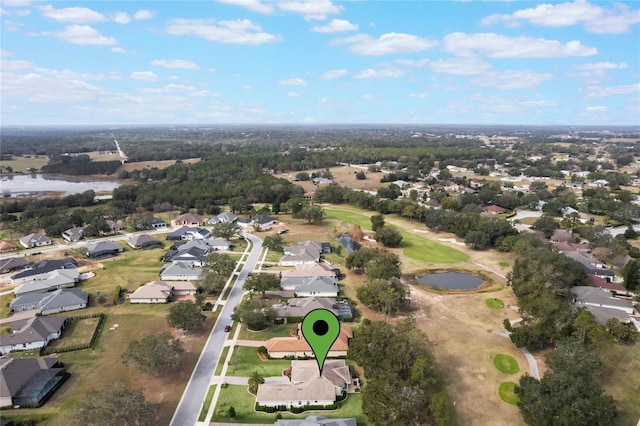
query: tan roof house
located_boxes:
[128,280,197,303]
[171,213,204,228]
[256,359,351,409]
[281,263,337,279]
[266,324,352,359]
[0,240,18,253]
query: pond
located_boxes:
[416,271,484,290]
[336,235,362,253]
[1,174,120,197]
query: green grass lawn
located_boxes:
[0,156,49,173]
[46,316,101,349]
[600,343,640,425]
[324,208,468,264]
[498,261,509,267]
[226,346,291,378]
[212,385,366,424]
[486,298,505,309]
[498,382,520,405]
[237,322,296,341]
[493,354,520,374]
[216,347,230,376]
[199,385,217,421]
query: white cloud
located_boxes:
[14,9,30,16]
[362,94,373,101]
[408,93,427,99]
[354,67,406,79]
[429,57,492,75]
[586,106,608,112]
[217,0,274,14]
[150,59,199,70]
[521,100,558,107]
[111,47,126,53]
[277,0,343,20]
[311,19,358,33]
[39,5,106,24]
[278,77,307,86]
[472,70,554,90]
[287,91,303,97]
[574,62,628,71]
[332,32,437,55]
[395,58,428,68]
[130,71,158,81]
[133,9,155,20]
[43,25,117,45]
[242,85,251,90]
[586,83,640,97]
[2,0,30,7]
[0,49,11,56]
[443,32,597,58]
[0,58,33,71]
[320,69,347,79]
[482,1,640,34]
[166,18,281,45]
[113,12,131,25]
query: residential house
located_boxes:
[10,258,78,285]
[171,213,204,228]
[256,359,350,409]
[570,286,639,329]
[10,288,88,315]
[207,212,238,225]
[0,240,18,253]
[84,241,124,259]
[280,241,322,266]
[551,229,576,243]
[175,238,230,252]
[105,220,121,235]
[128,280,197,303]
[159,262,202,281]
[0,357,69,408]
[281,275,338,293]
[62,227,84,243]
[163,246,208,266]
[274,416,356,426]
[237,215,277,230]
[18,233,52,249]
[312,177,333,185]
[281,263,338,280]
[266,324,352,359]
[562,251,614,280]
[481,205,507,215]
[166,226,210,241]
[0,257,29,274]
[273,297,352,323]
[13,269,80,296]
[126,234,163,250]
[294,278,340,298]
[149,216,167,229]
[0,316,67,355]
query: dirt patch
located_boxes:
[115,158,201,174]
[405,286,528,426]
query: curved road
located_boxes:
[170,232,263,426]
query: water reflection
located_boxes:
[0,174,120,196]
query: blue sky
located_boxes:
[1,0,639,125]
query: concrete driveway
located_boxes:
[0,309,37,325]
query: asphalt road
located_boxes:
[169,232,263,426]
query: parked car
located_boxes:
[224,325,231,332]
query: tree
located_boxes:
[122,332,184,376]
[295,171,310,181]
[622,258,640,291]
[430,392,453,426]
[355,171,366,180]
[211,222,239,239]
[71,382,155,426]
[263,234,284,252]
[205,252,236,276]
[293,203,324,224]
[531,215,559,239]
[357,278,408,316]
[166,301,206,333]
[248,371,265,394]
[234,299,275,331]
[375,226,403,247]
[572,310,597,344]
[196,268,226,295]
[607,318,640,344]
[370,214,385,232]
[227,406,236,418]
[464,230,490,250]
[243,273,280,298]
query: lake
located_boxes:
[416,271,484,290]
[0,174,120,196]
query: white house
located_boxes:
[10,288,88,315]
[128,280,198,303]
[18,233,52,249]
[159,262,202,281]
[0,316,67,355]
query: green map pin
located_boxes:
[301,308,340,376]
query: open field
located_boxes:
[87,151,122,162]
[0,156,49,173]
[600,343,640,425]
[115,157,201,174]
[274,164,385,194]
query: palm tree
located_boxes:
[248,371,265,394]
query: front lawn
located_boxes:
[45,315,101,351]
[226,346,291,378]
[237,322,296,341]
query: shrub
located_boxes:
[113,285,121,305]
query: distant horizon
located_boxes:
[2,0,639,126]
